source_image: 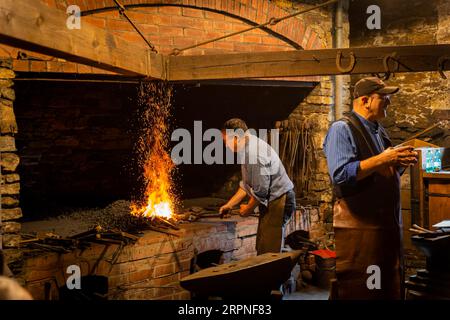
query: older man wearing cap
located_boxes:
[323,77,418,300]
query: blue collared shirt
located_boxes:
[323,112,387,186]
[239,134,294,206]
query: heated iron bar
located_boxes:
[170,0,340,55]
[112,0,158,53]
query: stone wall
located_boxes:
[1,58,22,249]
[280,0,351,242]
[349,0,450,147]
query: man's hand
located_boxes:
[379,146,418,167]
[358,145,418,181]
[219,204,232,218]
[239,204,254,217]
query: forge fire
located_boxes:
[0,0,449,309]
[130,83,177,222]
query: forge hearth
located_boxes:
[9,198,258,300]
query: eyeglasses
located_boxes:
[373,94,391,102]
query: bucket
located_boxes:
[312,250,336,290]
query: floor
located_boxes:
[283,285,330,300]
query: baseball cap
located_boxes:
[353,77,400,99]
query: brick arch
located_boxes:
[53,0,324,51]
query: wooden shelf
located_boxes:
[423,172,450,179]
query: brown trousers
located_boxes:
[333,167,404,300]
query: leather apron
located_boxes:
[333,113,403,300]
[256,193,287,255]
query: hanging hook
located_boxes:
[336,51,356,73]
[438,56,450,79]
[381,52,399,81]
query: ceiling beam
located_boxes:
[167,44,450,81]
[0,0,164,78]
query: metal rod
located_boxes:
[405,123,440,141]
[112,0,158,53]
[171,0,339,55]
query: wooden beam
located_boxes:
[0,0,163,78]
[167,45,450,81]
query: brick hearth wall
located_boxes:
[13,81,138,214]
[13,217,258,300]
[1,58,22,249]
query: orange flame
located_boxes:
[130,82,177,221]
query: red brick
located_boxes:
[242,34,261,44]
[148,14,172,26]
[77,64,93,73]
[154,262,176,277]
[213,20,233,31]
[183,28,205,37]
[107,18,132,31]
[150,36,173,46]
[205,31,225,38]
[182,7,204,18]
[12,59,30,72]
[170,15,197,28]
[173,37,197,48]
[313,37,324,49]
[139,24,159,35]
[46,61,64,72]
[125,11,150,23]
[220,0,227,11]
[41,0,57,7]
[227,0,234,13]
[213,0,220,10]
[84,16,106,29]
[204,11,225,20]
[231,23,246,32]
[159,26,184,37]
[118,31,145,43]
[239,4,247,17]
[262,0,269,18]
[151,273,180,286]
[30,60,47,72]
[247,7,257,22]
[262,36,284,45]
[159,6,182,15]
[306,31,318,50]
[128,269,153,283]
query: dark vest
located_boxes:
[333,111,393,198]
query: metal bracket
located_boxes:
[336,51,356,73]
[376,52,399,81]
[438,56,450,79]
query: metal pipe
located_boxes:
[333,0,349,121]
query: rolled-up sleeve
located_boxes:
[240,162,271,207]
[323,121,360,186]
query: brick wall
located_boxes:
[1,0,326,75]
[13,81,138,216]
[13,217,258,300]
